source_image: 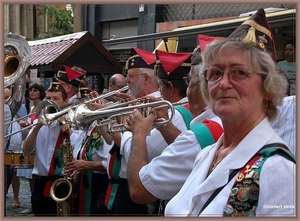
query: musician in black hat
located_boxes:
[125,36,224,215]
[56,65,85,103]
[22,78,73,216]
[105,48,199,216]
[104,47,161,216]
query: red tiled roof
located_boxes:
[28,31,87,66]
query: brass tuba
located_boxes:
[4,33,31,88]
[4,33,31,117]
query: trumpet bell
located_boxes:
[4,33,31,87]
[73,103,96,131]
[36,100,60,128]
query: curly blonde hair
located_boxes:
[199,40,288,121]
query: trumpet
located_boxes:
[106,100,189,134]
[89,98,149,127]
[73,99,175,131]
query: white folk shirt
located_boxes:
[139,109,222,201]
[22,124,65,176]
[4,104,12,148]
[270,95,296,155]
[71,127,112,172]
[117,96,189,179]
[108,91,187,179]
[165,118,295,217]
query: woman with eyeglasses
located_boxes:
[164,9,295,217]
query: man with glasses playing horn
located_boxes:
[103,48,196,215]
[22,78,75,216]
[102,47,161,215]
[124,36,224,215]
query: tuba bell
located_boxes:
[4,33,31,88]
[4,33,31,118]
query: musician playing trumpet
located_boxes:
[22,78,75,216]
[103,48,194,215]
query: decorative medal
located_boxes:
[85,130,103,152]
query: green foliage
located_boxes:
[42,5,74,36]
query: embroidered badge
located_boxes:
[258,35,267,50]
[85,131,103,152]
[224,156,265,217]
[224,178,259,217]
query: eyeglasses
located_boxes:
[183,76,190,85]
[114,84,127,89]
[204,66,259,83]
[183,75,200,86]
[126,73,146,80]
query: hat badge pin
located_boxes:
[258,35,268,50]
[131,58,135,67]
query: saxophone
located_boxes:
[49,124,75,216]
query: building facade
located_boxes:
[4,4,296,69]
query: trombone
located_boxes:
[3,100,69,139]
[4,122,40,139]
[3,86,129,138]
[4,112,36,127]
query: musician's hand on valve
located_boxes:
[113,92,135,102]
[153,104,169,122]
[124,108,157,136]
[87,90,99,99]
[141,96,163,102]
[90,98,107,110]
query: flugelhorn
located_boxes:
[107,100,188,134]
[73,99,175,131]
